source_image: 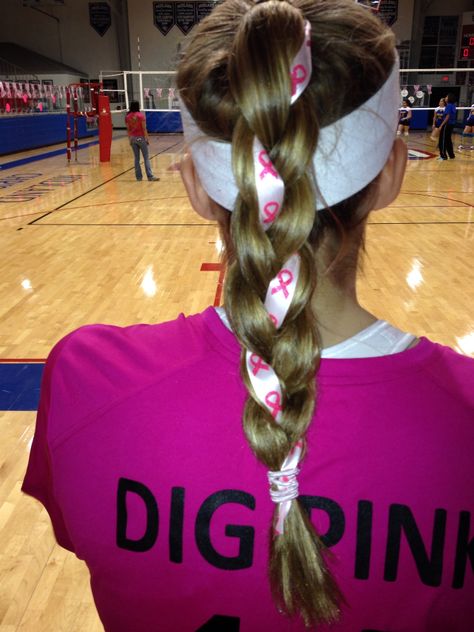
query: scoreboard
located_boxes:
[459,23,474,60]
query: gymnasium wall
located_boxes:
[0,0,123,78]
[392,0,416,43]
[423,0,473,17]
[127,0,185,71]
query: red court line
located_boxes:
[389,205,470,208]
[200,262,226,307]
[0,359,46,363]
[201,263,222,272]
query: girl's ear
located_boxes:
[180,152,221,221]
[371,138,408,211]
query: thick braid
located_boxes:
[177,0,396,624]
[225,3,341,624]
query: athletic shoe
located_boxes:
[437,157,447,161]
[148,176,160,181]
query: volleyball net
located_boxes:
[0,67,471,121]
[98,67,473,116]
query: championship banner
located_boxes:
[153,1,217,35]
[89,2,112,37]
[153,1,175,36]
[175,2,196,35]
[196,1,214,23]
[379,0,398,27]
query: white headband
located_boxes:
[180,57,400,211]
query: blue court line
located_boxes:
[0,140,99,171]
[0,363,44,411]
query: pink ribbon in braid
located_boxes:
[245,20,312,536]
[252,21,312,232]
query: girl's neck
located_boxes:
[311,277,377,348]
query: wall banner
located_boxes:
[196,1,215,23]
[379,0,398,27]
[153,1,218,35]
[89,2,112,37]
[153,2,175,36]
[175,2,196,35]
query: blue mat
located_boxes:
[0,363,44,411]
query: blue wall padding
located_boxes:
[0,115,98,155]
[145,111,182,133]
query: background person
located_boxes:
[397,98,412,136]
[459,103,474,150]
[438,92,457,160]
[430,97,445,142]
[125,100,159,181]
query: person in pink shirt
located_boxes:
[125,100,159,181]
[23,1,473,631]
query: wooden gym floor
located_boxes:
[0,131,473,630]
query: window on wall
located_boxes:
[419,16,459,68]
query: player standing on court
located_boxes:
[397,98,411,136]
[125,100,159,181]
[430,97,445,142]
[459,103,474,150]
[438,92,457,160]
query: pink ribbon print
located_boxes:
[245,20,312,536]
[253,140,285,231]
[252,21,312,233]
[290,21,312,105]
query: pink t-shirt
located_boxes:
[23,308,474,632]
[125,111,146,137]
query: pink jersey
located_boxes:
[125,111,146,137]
[23,307,474,632]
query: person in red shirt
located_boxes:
[125,101,159,181]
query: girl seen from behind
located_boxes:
[125,100,159,181]
[23,1,474,631]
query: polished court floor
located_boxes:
[0,131,473,630]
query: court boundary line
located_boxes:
[0,359,46,363]
[27,222,216,227]
[63,195,189,210]
[4,203,470,224]
[0,138,100,170]
[0,195,191,222]
[28,137,184,226]
[25,220,472,227]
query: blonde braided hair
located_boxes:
[177,0,396,624]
